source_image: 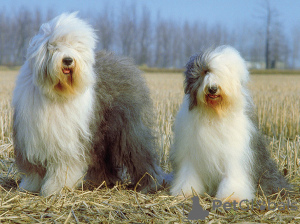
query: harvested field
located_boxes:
[0,70,299,223]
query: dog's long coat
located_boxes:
[170,46,290,200]
[13,13,164,196]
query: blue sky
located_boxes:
[0,0,299,33]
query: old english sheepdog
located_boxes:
[170,46,290,201]
[13,13,164,196]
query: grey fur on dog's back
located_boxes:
[246,105,291,196]
[87,51,164,189]
[250,125,291,196]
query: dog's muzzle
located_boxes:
[62,57,74,75]
[207,85,220,99]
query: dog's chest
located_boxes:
[22,94,93,164]
[192,114,250,172]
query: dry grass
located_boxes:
[0,70,300,223]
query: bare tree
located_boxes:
[118,5,137,57]
[154,19,174,67]
[248,27,265,64]
[13,8,35,64]
[0,4,297,69]
[45,8,55,21]
[32,8,43,32]
[257,0,288,69]
[270,19,289,68]
[94,6,114,51]
[0,10,8,64]
[291,26,300,68]
[136,7,152,65]
[170,24,183,68]
[264,1,272,68]
[182,22,196,60]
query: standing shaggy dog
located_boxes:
[13,13,164,196]
[170,46,290,201]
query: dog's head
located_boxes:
[26,12,97,100]
[184,46,250,115]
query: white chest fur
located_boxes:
[171,96,255,197]
[13,76,94,165]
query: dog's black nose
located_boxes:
[62,57,73,66]
[208,85,218,94]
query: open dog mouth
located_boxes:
[207,94,220,99]
[62,68,73,75]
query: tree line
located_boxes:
[0,4,299,69]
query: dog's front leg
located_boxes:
[216,167,255,202]
[171,160,205,197]
[40,162,87,196]
[19,172,43,193]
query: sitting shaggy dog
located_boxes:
[170,46,290,201]
[13,13,164,196]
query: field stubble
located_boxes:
[0,70,299,223]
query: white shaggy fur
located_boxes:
[13,13,97,196]
[170,46,256,201]
[13,12,166,196]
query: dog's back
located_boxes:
[86,51,165,190]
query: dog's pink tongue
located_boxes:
[63,69,71,74]
[209,94,218,98]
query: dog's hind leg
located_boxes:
[105,111,165,192]
[121,127,165,192]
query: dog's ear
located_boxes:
[184,54,198,94]
[184,54,204,110]
[26,24,51,86]
[188,94,198,110]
